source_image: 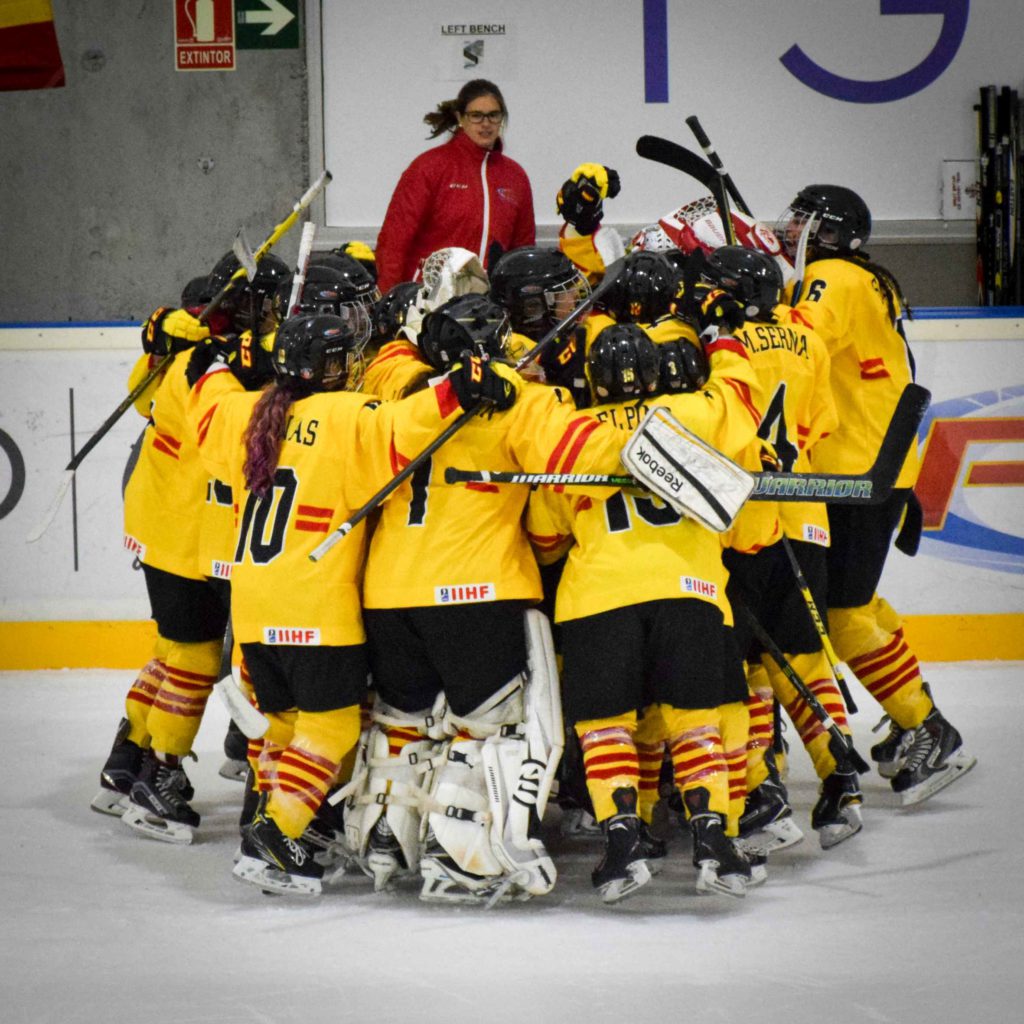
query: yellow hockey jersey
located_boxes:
[187,366,466,645]
[793,257,919,488]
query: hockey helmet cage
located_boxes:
[489,247,591,341]
[374,281,423,341]
[271,313,363,391]
[419,293,512,371]
[702,246,784,321]
[586,322,661,403]
[208,252,290,332]
[282,258,377,347]
[601,250,681,324]
[776,184,871,257]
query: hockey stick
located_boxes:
[636,135,736,245]
[308,259,627,561]
[285,220,317,316]
[684,116,753,217]
[780,535,858,714]
[444,383,930,503]
[736,600,870,774]
[26,172,332,545]
[789,212,819,306]
[214,672,270,740]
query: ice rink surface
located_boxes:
[3,662,1022,1024]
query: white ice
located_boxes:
[3,662,1022,1024]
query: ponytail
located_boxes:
[242,380,308,498]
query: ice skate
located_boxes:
[684,788,752,898]
[559,805,603,839]
[591,812,653,904]
[811,766,863,849]
[233,806,323,897]
[303,796,349,874]
[736,772,804,857]
[122,751,199,845]
[892,709,976,807]
[870,715,914,779]
[364,817,407,891]
[418,831,524,906]
[637,819,667,874]
[218,717,249,782]
[91,719,144,817]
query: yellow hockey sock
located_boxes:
[719,701,750,836]
[660,705,729,819]
[575,712,640,823]
[634,705,667,825]
[145,638,221,757]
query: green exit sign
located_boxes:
[236,0,300,50]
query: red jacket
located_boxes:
[375,130,536,292]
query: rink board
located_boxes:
[0,314,1022,667]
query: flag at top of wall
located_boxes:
[0,0,65,90]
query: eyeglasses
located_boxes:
[463,110,504,125]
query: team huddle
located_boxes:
[89,162,976,906]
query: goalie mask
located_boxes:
[586,323,661,403]
[419,293,512,371]
[489,247,591,341]
[702,246,784,322]
[271,313,363,392]
[601,250,681,324]
[776,184,871,258]
[209,252,290,333]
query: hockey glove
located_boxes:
[221,330,276,390]
[690,283,747,334]
[185,338,221,388]
[556,164,620,236]
[658,339,709,394]
[142,307,210,355]
[449,352,519,412]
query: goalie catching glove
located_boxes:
[447,352,520,412]
[556,162,621,236]
[142,307,210,355]
[620,405,754,532]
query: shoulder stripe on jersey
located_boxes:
[705,336,749,360]
[546,416,592,474]
[196,405,217,447]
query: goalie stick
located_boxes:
[26,171,333,544]
[308,259,627,561]
[636,135,736,245]
[444,383,930,504]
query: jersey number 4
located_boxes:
[758,382,799,473]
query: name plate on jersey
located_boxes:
[263,627,322,645]
[435,583,496,605]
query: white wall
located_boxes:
[320,0,1019,231]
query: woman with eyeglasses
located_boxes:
[375,79,536,292]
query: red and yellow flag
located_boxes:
[0,0,65,91]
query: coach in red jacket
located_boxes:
[375,79,536,292]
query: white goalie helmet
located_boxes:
[402,247,491,343]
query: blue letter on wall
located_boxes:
[780,0,970,103]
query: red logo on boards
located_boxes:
[174,0,236,71]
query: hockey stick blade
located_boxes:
[444,383,930,504]
[232,229,258,282]
[214,675,269,740]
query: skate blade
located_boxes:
[559,809,603,839]
[367,851,402,892]
[875,759,903,780]
[599,860,653,904]
[898,751,977,807]
[695,861,746,899]
[218,758,249,783]
[232,855,321,897]
[736,817,805,857]
[419,861,517,906]
[121,804,195,845]
[90,788,130,817]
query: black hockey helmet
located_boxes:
[179,274,215,311]
[208,251,290,332]
[373,280,422,341]
[329,240,377,281]
[601,250,681,324]
[489,247,590,341]
[274,257,377,346]
[271,313,363,391]
[419,293,511,371]
[776,184,872,257]
[586,322,661,403]
[702,246,784,321]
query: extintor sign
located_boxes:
[175,0,236,71]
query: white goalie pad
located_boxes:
[621,405,754,532]
[341,694,447,890]
[422,610,564,901]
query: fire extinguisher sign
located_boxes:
[175,0,236,71]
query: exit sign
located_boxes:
[236,0,300,49]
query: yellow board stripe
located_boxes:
[0,1,54,32]
[0,615,1021,670]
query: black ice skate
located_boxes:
[684,787,754,898]
[91,718,144,817]
[590,788,653,903]
[811,765,863,849]
[218,717,249,782]
[736,765,804,857]
[637,819,667,874]
[233,804,324,897]
[870,715,914,779]
[891,709,976,807]
[122,751,200,845]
